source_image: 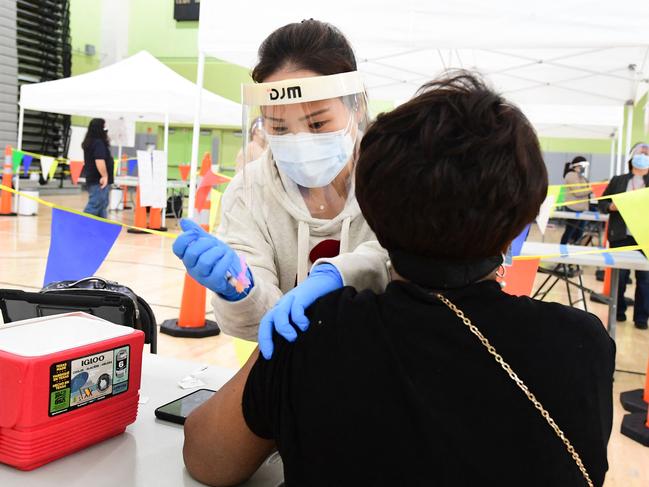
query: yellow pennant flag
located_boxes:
[209,189,223,233]
[546,185,562,205]
[48,159,59,180]
[611,187,649,251]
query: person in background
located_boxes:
[81,118,113,218]
[560,156,591,245]
[600,142,649,329]
[234,117,268,174]
[182,72,614,487]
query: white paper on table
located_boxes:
[105,118,135,147]
[536,194,556,235]
[40,156,54,181]
[178,376,206,390]
[66,126,85,161]
[137,150,155,207]
[151,150,168,209]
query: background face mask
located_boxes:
[268,126,355,188]
[631,154,649,170]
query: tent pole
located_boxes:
[117,145,122,175]
[14,106,24,213]
[164,113,169,155]
[624,103,634,160]
[616,124,624,175]
[163,112,169,227]
[609,134,615,180]
[17,106,24,150]
[188,51,205,220]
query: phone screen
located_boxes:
[155,389,216,424]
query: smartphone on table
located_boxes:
[154,389,216,425]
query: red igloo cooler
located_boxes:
[0,312,144,470]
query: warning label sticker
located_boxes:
[48,346,130,417]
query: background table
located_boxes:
[550,210,608,222]
[0,354,285,487]
[522,241,649,339]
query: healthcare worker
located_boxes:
[173,19,390,341]
[560,156,591,245]
[599,142,649,329]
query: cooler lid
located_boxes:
[0,312,134,357]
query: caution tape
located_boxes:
[553,192,612,208]
[513,244,642,261]
[551,181,607,188]
[2,184,644,261]
[0,184,179,239]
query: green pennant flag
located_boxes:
[12,150,24,173]
[555,185,568,205]
[612,187,649,251]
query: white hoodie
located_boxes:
[213,153,391,340]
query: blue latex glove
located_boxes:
[258,263,343,359]
[172,219,253,301]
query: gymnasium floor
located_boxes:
[1,191,647,486]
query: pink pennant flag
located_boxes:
[499,259,540,297]
[195,170,230,212]
[590,182,607,198]
[69,161,84,185]
[178,164,190,181]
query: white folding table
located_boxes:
[521,241,649,339]
[550,210,608,222]
[0,354,285,487]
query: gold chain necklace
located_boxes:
[434,293,594,487]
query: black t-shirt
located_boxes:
[83,139,114,185]
[243,280,615,487]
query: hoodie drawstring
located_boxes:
[297,220,310,284]
[340,216,351,254]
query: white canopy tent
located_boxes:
[520,104,625,178]
[188,0,649,214]
[18,50,240,214]
[19,50,240,155]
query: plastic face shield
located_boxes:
[241,71,369,219]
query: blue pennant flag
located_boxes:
[127,158,138,176]
[511,224,531,257]
[44,209,122,286]
[22,155,33,177]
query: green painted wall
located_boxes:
[628,93,648,146]
[127,0,251,103]
[539,94,648,155]
[539,137,613,154]
[70,0,101,76]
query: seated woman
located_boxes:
[182,72,615,487]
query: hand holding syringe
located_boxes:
[172,219,253,300]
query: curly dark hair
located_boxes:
[355,71,548,259]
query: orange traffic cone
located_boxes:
[160,223,220,338]
[621,356,649,446]
[120,153,131,210]
[199,152,212,176]
[149,207,163,230]
[127,186,148,233]
[0,145,16,216]
[591,221,611,305]
[620,356,649,414]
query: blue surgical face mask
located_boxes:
[631,153,649,170]
[267,125,355,188]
